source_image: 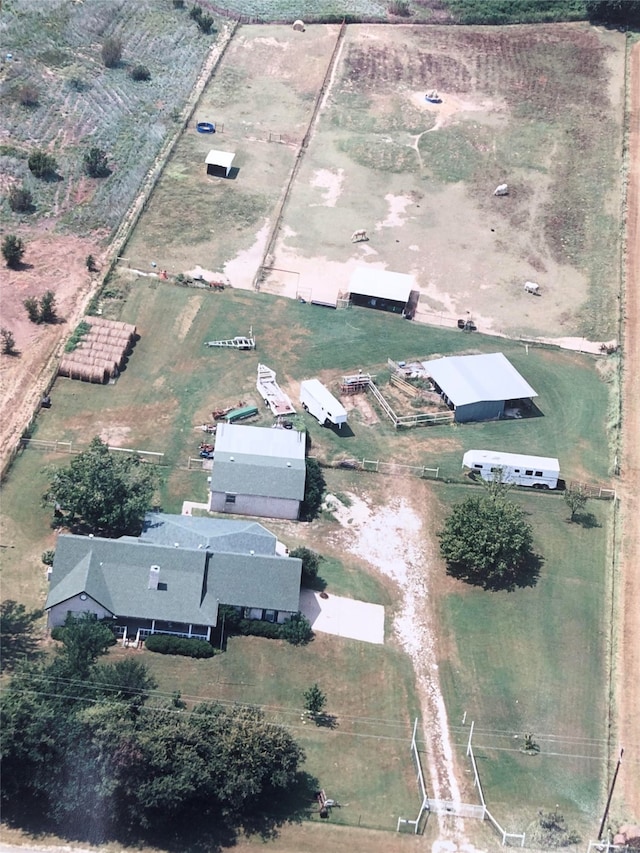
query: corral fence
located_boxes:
[566,480,617,500]
[344,371,454,428]
[19,438,165,464]
[187,456,212,470]
[361,459,439,479]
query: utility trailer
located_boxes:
[300,379,347,428]
[462,449,560,489]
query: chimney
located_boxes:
[149,565,160,590]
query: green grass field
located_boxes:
[436,485,611,834]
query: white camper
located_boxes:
[300,379,347,428]
[462,449,560,489]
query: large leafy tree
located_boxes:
[0,600,43,672]
[439,492,539,591]
[45,436,158,535]
[585,0,640,25]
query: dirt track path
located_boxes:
[617,38,640,817]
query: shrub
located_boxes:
[65,321,92,352]
[23,297,41,324]
[145,634,215,657]
[85,254,97,273]
[189,4,214,33]
[388,0,411,15]
[236,619,283,639]
[101,37,123,68]
[130,64,151,82]
[50,626,65,641]
[280,613,313,645]
[300,458,326,521]
[28,149,58,179]
[39,291,57,324]
[2,234,25,268]
[1,328,18,356]
[41,550,55,566]
[8,186,34,213]
[290,547,322,586]
[17,83,39,107]
[173,0,185,7]
[83,147,110,178]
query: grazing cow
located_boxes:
[351,229,368,243]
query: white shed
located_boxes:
[205,149,236,177]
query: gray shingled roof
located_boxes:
[141,513,277,555]
[210,424,306,501]
[46,516,303,626]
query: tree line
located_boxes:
[0,613,315,849]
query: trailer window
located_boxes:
[473,464,483,469]
[514,469,520,473]
[525,469,533,476]
[535,471,543,477]
[490,467,500,473]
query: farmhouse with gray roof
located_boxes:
[45,514,302,643]
[208,423,306,520]
[423,353,538,423]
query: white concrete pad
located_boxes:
[299,589,384,645]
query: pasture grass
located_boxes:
[435,484,610,831]
[109,631,420,832]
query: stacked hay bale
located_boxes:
[58,317,137,384]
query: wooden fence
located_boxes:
[19,438,165,464]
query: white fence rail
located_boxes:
[19,437,165,463]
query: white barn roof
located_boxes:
[423,353,537,406]
[348,267,415,303]
[205,149,236,175]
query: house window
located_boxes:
[525,469,533,476]
[264,610,276,623]
[225,493,236,504]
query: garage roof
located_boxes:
[423,353,538,406]
[348,267,415,303]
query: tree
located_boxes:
[130,64,150,81]
[2,234,25,268]
[53,613,116,679]
[39,290,57,323]
[300,458,326,521]
[17,83,39,107]
[564,485,588,522]
[1,327,18,356]
[85,254,98,272]
[280,612,313,645]
[101,36,123,68]
[290,546,322,586]
[83,146,111,178]
[303,683,327,719]
[0,600,43,672]
[45,436,159,535]
[585,0,640,25]
[28,149,58,179]
[23,291,57,325]
[438,493,539,591]
[530,809,581,848]
[23,296,40,323]
[8,185,34,213]
[91,659,157,711]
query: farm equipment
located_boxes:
[212,404,242,420]
[425,90,442,103]
[205,336,255,350]
[457,318,477,332]
[199,442,215,459]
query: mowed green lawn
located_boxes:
[436,485,611,832]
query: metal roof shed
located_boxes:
[348,268,416,315]
[424,353,538,423]
[205,149,236,177]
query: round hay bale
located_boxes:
[292,19,305,31]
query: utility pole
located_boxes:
[598,748,624,840]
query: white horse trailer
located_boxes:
[300,379,347,428]
[462,449,560,489]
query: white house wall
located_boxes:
[47,594,112,628]
[208,491,300,520]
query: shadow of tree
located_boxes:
[572,511,600,529]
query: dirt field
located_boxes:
[616,39,640,821]
[0,229,101,475]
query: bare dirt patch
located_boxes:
[325,479,484,850]
[0,232,101,474]
[616,39,640,820]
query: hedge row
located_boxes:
[145,634,215,658]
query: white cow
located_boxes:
[351,229,368,243]
[524,281,540,295]
[494,183,509,196]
